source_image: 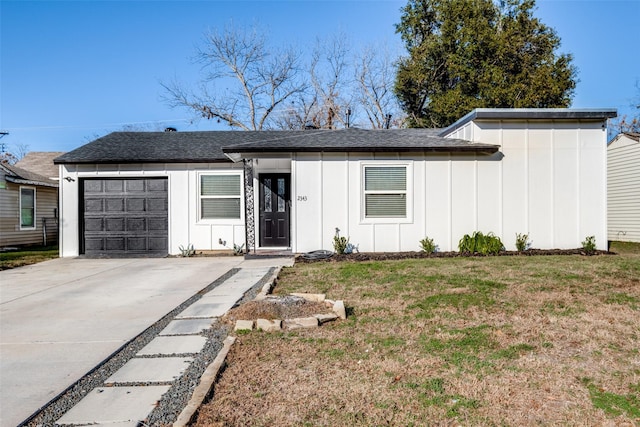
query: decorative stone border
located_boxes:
[234,293,347,332]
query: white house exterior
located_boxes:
[607,132,640,243]
[55,108,616,257]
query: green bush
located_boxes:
[333,228,349,254]
[515,233,530,252]
[582,236,597,253]
[458,231,504,255]
[419,236,437,253]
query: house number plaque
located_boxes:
[297,195,308,201]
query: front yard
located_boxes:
[197,244,640,426]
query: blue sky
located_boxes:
[1,0,639,154]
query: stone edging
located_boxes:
[173,335,236,427]
[234,293,346,332]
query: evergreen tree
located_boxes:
[395,0,577,127]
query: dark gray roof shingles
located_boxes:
[54,128,499,165]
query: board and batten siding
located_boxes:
[607,134,640,242]
[58,163,245,257]
[291,120,607,252]
[0,176,58,247]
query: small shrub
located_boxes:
[419,236,438,253]
[458,231,504,255]
[333,228,349,254]
[179,244,195,257]
[233,243,245,255]
[582,236,597,253]
[515,233,530,252]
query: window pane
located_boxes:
[201,175,241,196]
[365,167,406,191]
[365,194,406,217]
[201,198,241,219]
[20,188,35,227]
[264,179,272,212]
[277,178,285,212]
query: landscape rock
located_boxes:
[234,320,254,331]
[291,293,326,303]
[333,300,346,319]
[256,319,282,332]
[283,317,318,330]
[314,313,338,324]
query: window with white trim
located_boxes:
[363,165,407,218]
[20,187,36,229]
[200,174,242,220]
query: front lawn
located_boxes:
[0,246,59,270]
[196,245,640,426]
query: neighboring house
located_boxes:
[0,161,59,248]
[54,108,616,258]
[16,151,66,182]
[607,132,640,243]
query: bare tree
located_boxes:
[354,45,405,128]
[0,140,29,165]
[162,23,306,130]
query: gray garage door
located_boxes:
[81,178,168,256]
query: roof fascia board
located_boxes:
[440,108,618,137]
[5,176,59,188]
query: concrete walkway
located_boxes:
[0,256,292,427]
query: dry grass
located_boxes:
[195,244,640,426]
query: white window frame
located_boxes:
[197,172,244,223]
[360,162,413,224]
[19,186,36,230]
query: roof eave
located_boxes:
[440,108,619,137]
[54,158,232,165]
[5,176,59,188]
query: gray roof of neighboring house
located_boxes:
[1,163,59,188]
[440,108,618,137]
[15,152,65,181]
[54,128,499,165]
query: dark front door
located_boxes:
[259,174,290,247]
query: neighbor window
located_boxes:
[363,166,407,218]
[200,174,242,219]
[20,187,36,229]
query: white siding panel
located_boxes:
[450,158,477,246]
[527,126,554,248]
[501,126,528,248]
[579,125,607,245]
[476,158,501,239]
[321,154,349,252]
[553,127,579,248]
[424,157,452,251]
[293,154,323,252]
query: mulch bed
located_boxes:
[297,249,614,263]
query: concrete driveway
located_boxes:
[0,256,254,426]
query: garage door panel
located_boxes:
[85,199,104,213]
[149,237,167,251]
[148,180,167,191]
[126,218,147,232]
[127,237,147,251]
[106,218,125,232]
[147,198,167,212]
[82,178,168,256]
[85,238,104,251]
[126,180,145,192]
[106,238,126,251]
[106,199,124,212]
[126,198,146,212]
[85,180,103,192]
[85,218,104,232]
[148,218,167,231]
[106,180,124,192]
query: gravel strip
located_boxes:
[21,266,275,427]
